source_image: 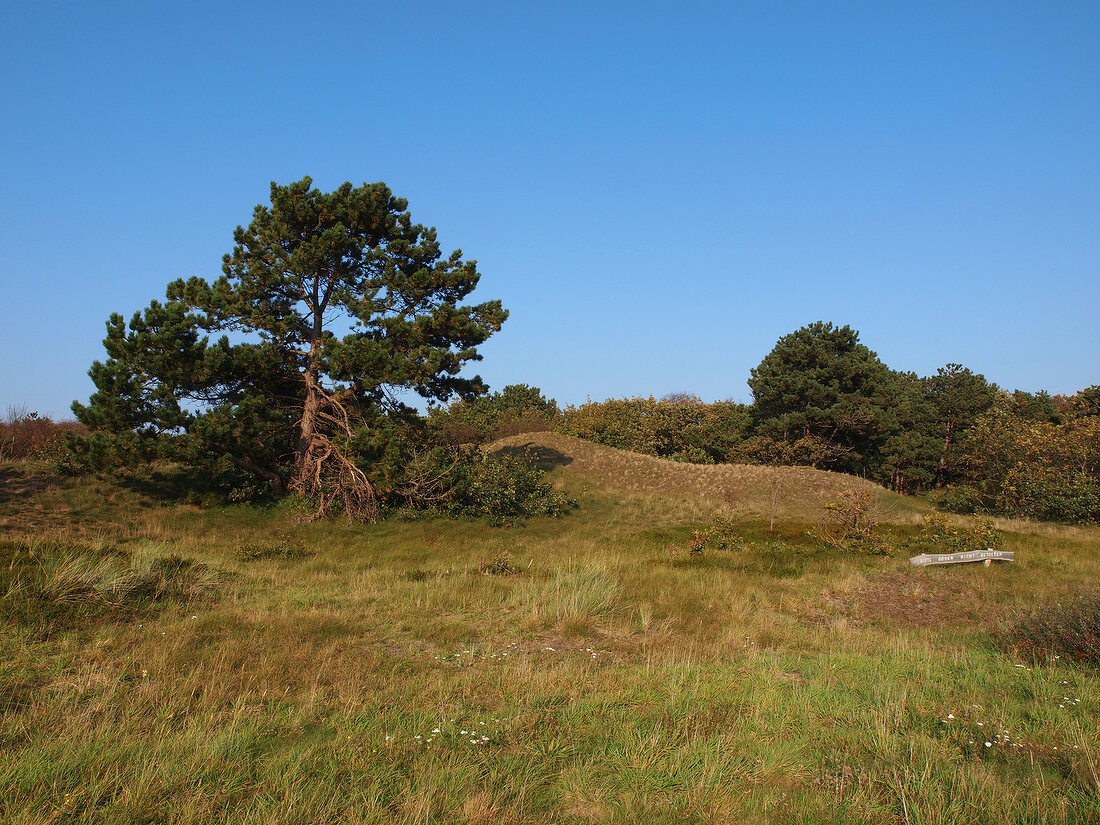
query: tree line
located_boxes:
[431,323,1100,524]
[57,178,1098,525]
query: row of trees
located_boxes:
[427,323,1098,523]
[63,178,1096,524]
[958,400,1100,522]
[744,322,1098,523]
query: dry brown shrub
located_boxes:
[0,406,85,461]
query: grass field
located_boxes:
[1,436,1098,824]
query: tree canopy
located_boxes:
[747,322,900,475]
[73,177,507,519]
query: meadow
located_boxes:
[1,433,1098,824]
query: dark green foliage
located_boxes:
[878,365,997,493]
[1004,390,1064,423]
[559,395,750,463]
[428,384,559,445]
[1005,591,1100,668]
[748,322,901,476]
[1070,385,1100,418]
[743,324,999,495]
[71,177,507,520]
[921,364,998,487]
[451,450,578,526]
[376,439,577,526]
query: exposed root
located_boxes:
[291,435,378,521]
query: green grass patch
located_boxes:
[0,537,218,632]
[1,458,1099,823]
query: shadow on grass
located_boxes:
[489,444,574,472]
[0,463,55,502]
[114,465,213,503]
[114,464,281,510]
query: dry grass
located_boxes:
[1,453,1099,824]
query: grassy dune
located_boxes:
[1,448,1098,824]
[490,432,910,523]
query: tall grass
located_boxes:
[1,452,1098,823]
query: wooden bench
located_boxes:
[910,549,1015,567]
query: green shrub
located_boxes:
[383,446,577,526]
[819,490,891,555]
[559,396,749,464]
[729,434,836,467]
[455,450,578,526]
[930,484,984,515]
[427,384,559,445]
[920,512,1004,552]
[1005,591,1100,667]
[667,448,715,465]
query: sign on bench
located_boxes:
[909,549,1015,567]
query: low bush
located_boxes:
[427,384,559,445]
[0,407,85,462]
[819,490,891,555]
[729,434,836,468]
[687,511,743,557]
[1004,591,1100,668]
[920,512,1004,553]
[929,484,984,515]
[386,446,577,526]
[454,450,578,526]
[559,395,750,464]
[476,554,522,576]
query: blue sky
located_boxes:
[2,1,1097,418]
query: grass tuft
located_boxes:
[0,537,217,629]
[0,448,1098,824]
[1004,590,1100,668]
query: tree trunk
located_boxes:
[937,420,953,488]
[293,368,322,486]
[289,366,378,521]
[230,456,286,497]
[284,285,379,521]
[293,298,325,492]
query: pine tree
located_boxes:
[73,177,507,519]
[747,322,900,475]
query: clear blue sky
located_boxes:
[2,1,1097,419]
